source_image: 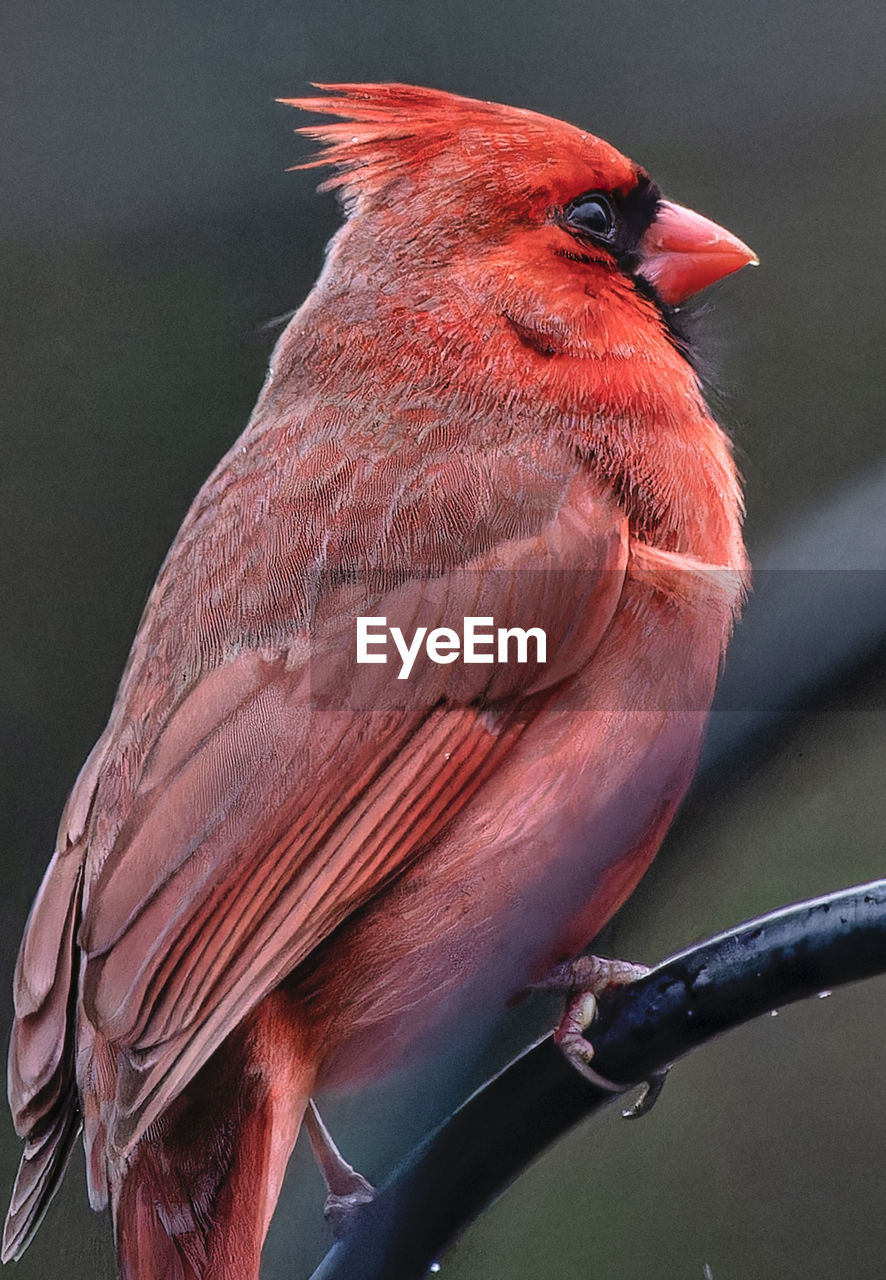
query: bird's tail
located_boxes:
[2,1086,82,1262]
[112,990,315,1280]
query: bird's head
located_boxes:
[281,83,756,319]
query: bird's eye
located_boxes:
[564,192,617,243]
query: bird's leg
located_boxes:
[534,955,668,1114]
[304,1100,375,1233]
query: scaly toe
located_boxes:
[323,1178,376,1234]
[547,954,652,1095]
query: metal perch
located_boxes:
[309,879,886,1280]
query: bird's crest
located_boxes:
[278,82,585,210]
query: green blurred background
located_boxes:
[2,2,884,1277]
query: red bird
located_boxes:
[4,84,755,1277]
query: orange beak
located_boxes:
[639,200,758,304]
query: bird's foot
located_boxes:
[535,955,666,1114]
[304,1100,375,1234]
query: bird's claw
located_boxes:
[552,989,624,1091]
[542,954,661,1106]
[534,955,650,996]
[322,1181,376,1234]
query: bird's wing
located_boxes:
[3,727,111,1259]
[11,433,629,1172]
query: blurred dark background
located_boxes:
[2,2,884,1277]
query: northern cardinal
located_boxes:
[4,84,755,1278]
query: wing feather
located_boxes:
[12,428,629,1178]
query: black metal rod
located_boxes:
[308,879,886,1280]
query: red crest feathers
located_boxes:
[276,82,619,211]
[279,83,506,171]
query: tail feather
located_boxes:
[4,844,85,1263]
[116,1175,208,1280]
[112,988,315,1279]
[2,1087,81,1262]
